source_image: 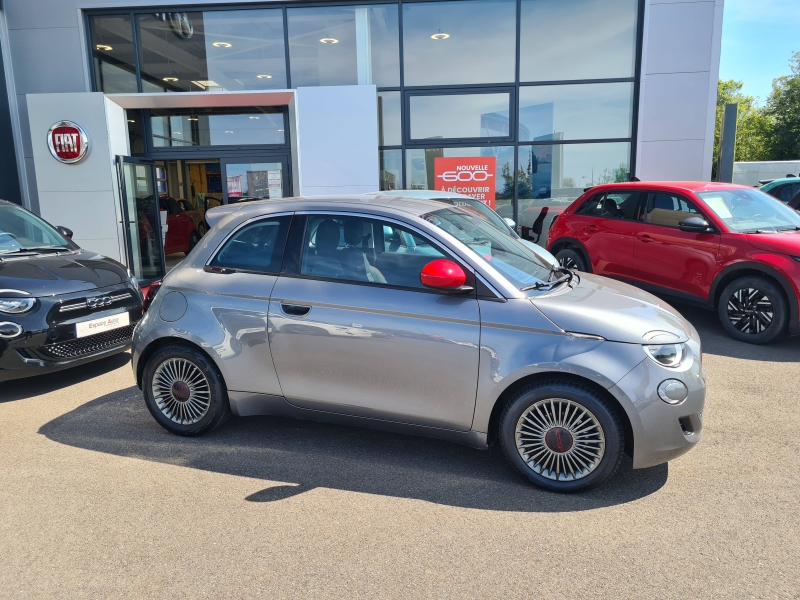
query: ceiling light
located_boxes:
[127,119,136,123]
[212,41,232,48]
[225,130,234,134]
[163,76,179,82]
[256,74,273,79]
[191,80,220,90]
[430,32,450,40]
[188,117,199,121]
[249,116,260,120]
[319,38,339,44]
[96,44,113,51]
[173,132,182,136]
[278,129,284,132]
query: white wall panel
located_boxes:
[638,140,707,181]
[639,71,711,142]
[645,2,715,74]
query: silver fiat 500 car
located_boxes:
[131,195,705,492]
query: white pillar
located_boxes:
[355,8,372,86]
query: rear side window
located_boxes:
[210,215,292,273]
[576,192,639,220]
[644,193,702,228]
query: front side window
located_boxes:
[210,215,292,273]
[0,204,72,254]
[422,208,551,289]
[697,189,800,233]
[301,215,447,289]
[578,192,639,220]
[645,193,702,228]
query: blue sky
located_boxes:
[719,0,800,105]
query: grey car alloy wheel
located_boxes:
[152,357,211,425]
[515,398,606,481]
[726,287,773,334]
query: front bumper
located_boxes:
[608,340,706,469]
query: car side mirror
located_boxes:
[504,218,516,229]
[56,226,73,239]
[678,217,713,233]
[420,259,473,292]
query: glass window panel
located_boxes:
[520,0,638,82]
[403,0,516,86]
[288,5,399,88]
[89,15,137,93]
[380,149,402,190]
[519,83,633,141]
[150,108,285,147]
[517,142,631,236]
[126,110,145,155]
[405,146,515,220]
[410,93,511,140]
[137,10,287,93]
[226,162,284,200]
[378,91,401,147]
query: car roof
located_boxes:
[369,190,475,200]
[760,177,799,189]
[581,181,754,195]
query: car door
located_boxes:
[633,191,720,301]
[572,191,641,280]
[268,213,481,431]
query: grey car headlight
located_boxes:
[0,297,36,314]
[645,343,686,368]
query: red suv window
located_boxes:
[643,192,702,228]
[576,192,640,220]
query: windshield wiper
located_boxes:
[777,226,800,232]
[520,266,580,292]
[0,246,67,255]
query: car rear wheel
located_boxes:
[554,248,588,272]
[197,223,206,237]
[717,276,788,344]
[188,231,200,251]
[499,379,624,493]
[142,343,230,436]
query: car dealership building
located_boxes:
[0,0,723,281]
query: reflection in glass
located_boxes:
[519,83,633,141]
[138,10,287,92]
[150,107,285,147]
[406,146,515,219]
[403,0,516,86]
[516,142,630,239]
[380,149,402,191]
[410,93,511,140]
[122,163,163,280]
[126,110,145,154]
[226,163,284,201]
[88,15,138,93]
[520,0,637,82]
[288,5,399,87]
[378,91,402,146]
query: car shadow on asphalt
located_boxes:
[39,385,668,512]
[662,300,800,362]
[0,352,131,404]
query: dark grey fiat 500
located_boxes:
[131,195,705,492]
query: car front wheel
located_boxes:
[554,248,588,272]
[717,276,788,344]
[499,379,624,493]
[142,343,230,436]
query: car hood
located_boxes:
[746,231,800,255]
[530,273,692,344]
[0,250,129,297]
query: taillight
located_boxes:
[142,280,162,312]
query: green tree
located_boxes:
[712,79,772,179]
[764,51,800,161]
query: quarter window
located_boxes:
[577,192,639,220]
[644,193,702,228]
[301,215,447,289]
[210,215,292,273]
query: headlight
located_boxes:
[645,343,685,368]
[0,297,36,314]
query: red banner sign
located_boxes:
[434,156,496,208]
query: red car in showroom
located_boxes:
[546,181,800,344]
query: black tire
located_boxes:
[142,343,231,436]
[197,222,206,237]
[717,276,788,344]
[188,232,200,251]
[554,248,588,272]
[499,379,624,493]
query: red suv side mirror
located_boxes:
[420,259,467,289]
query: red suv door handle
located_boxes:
[586,225,599,233]
[637,233,653,243]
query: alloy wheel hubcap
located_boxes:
[561,256,578,269]
[727,287,773,334]
[515,399,605,481]
[152,358,211,425]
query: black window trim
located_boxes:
[283,209,478,296]
[204,211,295,275]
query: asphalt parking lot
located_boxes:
[1,303,798,599]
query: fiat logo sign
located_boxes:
[47,121,89,164]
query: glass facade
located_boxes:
[88,0,641,231]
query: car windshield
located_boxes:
[697,188,800,233]
[0,203,71,254]
[422,208,552,289]
[431,197,511,232]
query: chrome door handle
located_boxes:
[281,303,311,317]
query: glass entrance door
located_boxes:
[221,156,291,204]
[117,156,165,282]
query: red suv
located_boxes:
[546,181,800,344]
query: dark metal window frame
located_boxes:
[85,0,647,223]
